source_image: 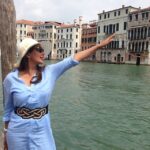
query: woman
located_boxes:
[3,34,114,150]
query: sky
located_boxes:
[13,0,150,23]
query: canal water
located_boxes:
[0,61,150,150]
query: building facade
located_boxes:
[81,21,97,61]
[126,7,150,65]
[56,17,82,59]
[16,20,34,46]
[32,21,61,59]
[96,5,138,64]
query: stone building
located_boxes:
[81,21,97,61]
[96,5,138,63]
[32,21,61,59]
[126,7,150,65]
[16,20,34,46]
[56,17,82,59]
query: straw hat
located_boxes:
[14,38,39,68]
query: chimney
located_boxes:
[103,10,105,13]
[79,16,83,26]
[122,5,125,8]
[74,19,77,25]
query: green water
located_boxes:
[1,62,150,150]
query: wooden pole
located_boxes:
[0,0,16,148]
[0,0,16,82]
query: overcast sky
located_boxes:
[14,0,150,23]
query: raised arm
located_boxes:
[74,33,115,61]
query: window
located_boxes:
[135,14,138,21]
[61,29,63,33]
[98,26,100,33]
[70,34,72,39]
[108,13,110,18]
[76,42,78,48]
[146,12,149,19]
[104,14,106,19]
[70,42,72,47]
[113,24,116,33]
[76,28,78,32]
[76,35,78,39]
[146,41,149,49]
[70,28,72,32]
[116,23,119,31]
[114,12,116,16]
[85,38,87,43]
[54,33,56,39]
[142,13,145,19]
[20,30,22,35]
[126,9,128,14]
[103,25,106,33]
[124,22,127,30]
[148,27,150,37]
[118,11,120,16]
[99,15,101,20]
[122,40,124,48]
[67,29,68,32]
[54,44,56,49]
[63,41,65,47]
[129,15,132,21]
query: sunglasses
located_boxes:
[34,46,44,53]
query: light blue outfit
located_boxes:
[3,56,79,150]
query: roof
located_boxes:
[58,24,80,29]
[33,21,62,27]
[98,6,138,15]
[16,19,35,25]
[44,21,62,26]
[130,6,150,14]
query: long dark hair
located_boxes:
[18,45,45,84]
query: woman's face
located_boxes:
[28,44,45,65]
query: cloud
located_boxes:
[14,0,150,23]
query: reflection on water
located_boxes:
[1,61,150,150]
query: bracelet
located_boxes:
[3,127,8,132]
